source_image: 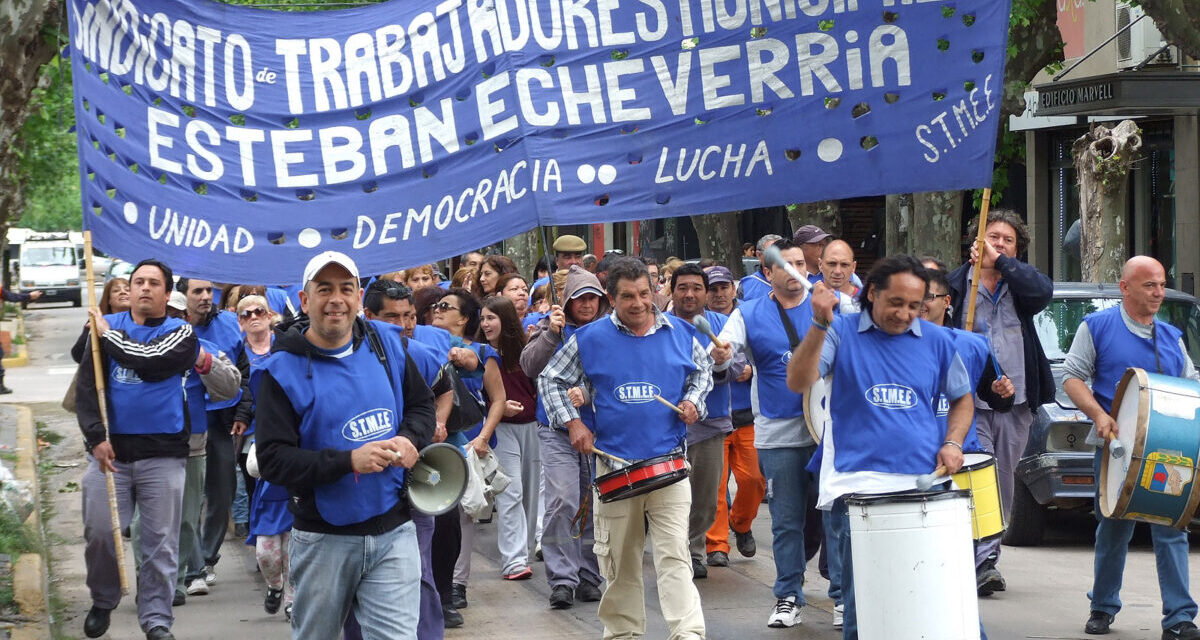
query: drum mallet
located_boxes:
[83,231,130,595]
[691,315,727,350]
[653,395,685,415]
[1105,433,1126,459]
[763,245,813,292]
[591,447,631,467]
[915,465,949,491]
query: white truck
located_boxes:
[16,232,82,306]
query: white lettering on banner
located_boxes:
[915,73,996,163]
[654,140,772,183]
[146,206,255,255]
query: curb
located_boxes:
[12,405,49,640]
[2,311,28,368]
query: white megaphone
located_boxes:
[407,442,469,516]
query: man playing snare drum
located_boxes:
[1062,256,1200,640]
[539,257,714,640]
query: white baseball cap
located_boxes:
[167,291,187,311]
[302,251,359,285]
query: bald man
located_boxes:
[820,240,860,313]
[1062,256,1200,639]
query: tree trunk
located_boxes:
[1072,121,1142,284]
[786,201,841,237]
[503,229,543,279]
[1,1,62,231]
[1139,1,1200,62]
[690,211,745,277]
[885,194,913,256]
[911,191,964,265]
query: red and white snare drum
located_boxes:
[594,453,689,503]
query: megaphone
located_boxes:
[407,442,469,516]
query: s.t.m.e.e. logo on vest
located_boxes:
[341,408,396,442]
[113,366,142,385]
[865,384,919,410]
[615,382,662,405]
[934,395,950,418]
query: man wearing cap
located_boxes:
[740,234,782,300]
[529,234,588,295]
[76,259,205,640]
[793,225,832,285]
[703,265,766,570]
[256,251,436,638]
[522,265,609,609]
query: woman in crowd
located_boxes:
[413,286,448,326]
[495,273,531,319]
[431,289,507,606]
[451,267,477,294]
[403,264,438,290]
[479,296,540,581]
[475,255,518,298]
[70,278,130,363]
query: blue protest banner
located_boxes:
[69,0,1011,283]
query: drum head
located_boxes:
[1102,368,1147,518]
[845,489,971,506]
[961,452,995,471]
[803,375,832,444]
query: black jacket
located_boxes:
[947,255,1054,413]
[255,316,436,535]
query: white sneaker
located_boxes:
[767,596,800,628]
[203,565,216,585]
[186,577,209,596]
[833,604,844,629]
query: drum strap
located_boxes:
[773,298,802,350]
[1152,324,1163,374]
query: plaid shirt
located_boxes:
[538,309,714,429]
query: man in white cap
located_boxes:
[255,251,437,638]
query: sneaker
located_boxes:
[977,562,1005,597]
[1164,621,1200,640]
[185,577,209,596]
[833,604,844,629]
[535,542,543,561]
[767,596,801,628]
[707,551,729,567]
[692,558,708,579]
[264,588,283,615]
[172,590,186,607]
[549,585,574,609]
[442,603,464,628]
[284,602,293,622]
[451,583,468,609]
[203,565,217,585]
[576,581,602,602]
[503,566,533,581]
[1085,611,1114,635]
[735,529,757,557]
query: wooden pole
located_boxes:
[964,188,993,332]
[83,231,129,594]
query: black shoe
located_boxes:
[146,626,176,640]
[576,581,601,602]
[734,529,757,557]
[84,605,112,638]
[122,526,131,539]
[550,585,574,609]
[707,551,729,567]
[976,562,1005,597]
[442,603,463,628]
[234,522,249,539]
[0,385,13,395]
[692,559,707,579]
[264,588,283,614]
[1085,611,1115,635]
[172,591,186,607]
[1164,621,1200,640]
[451,583,468,609]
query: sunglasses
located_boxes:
[433,301,460,313]
[239,307,268,319]
[924,293,950,302]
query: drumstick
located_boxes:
[915,465,949,491]
[653,395,685,415]
[763,245,813,292]
[965,188,993,332]
[590,447,631,467]
[1105,432,1126,459]
[84,231,130,595]
[690,315,728,350]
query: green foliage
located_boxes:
[16,56,81,232]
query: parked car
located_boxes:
[104,260,134,284]
[1004,282,1200,546]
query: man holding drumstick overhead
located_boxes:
[539,257,713,640]
[787,255,974,640]
[1061,256,1200,640]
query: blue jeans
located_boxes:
[288,521,421,640]
[757,446,815,601]
[1089,453,1196,628]
[823,509,843,603]
[232,461,249,524]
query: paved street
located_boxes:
[9,302,1200,639]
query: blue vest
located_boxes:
[412,324,452,355]
[829,314,957,474]
[739,272,771,300]
[682,309,730,419]
[265,287,290,317]
[741,296,811,419]
[451,339,499,446]
[935,328,991,453]
[1085,305,1187,412]
[194,311,244,410]
[576,316,697,461]
[105,312,192,436]
[536,324,598,429]
[244,340,274,437]
[184,338,221,436]
[265,322,409,526]
[249,478,293,537]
